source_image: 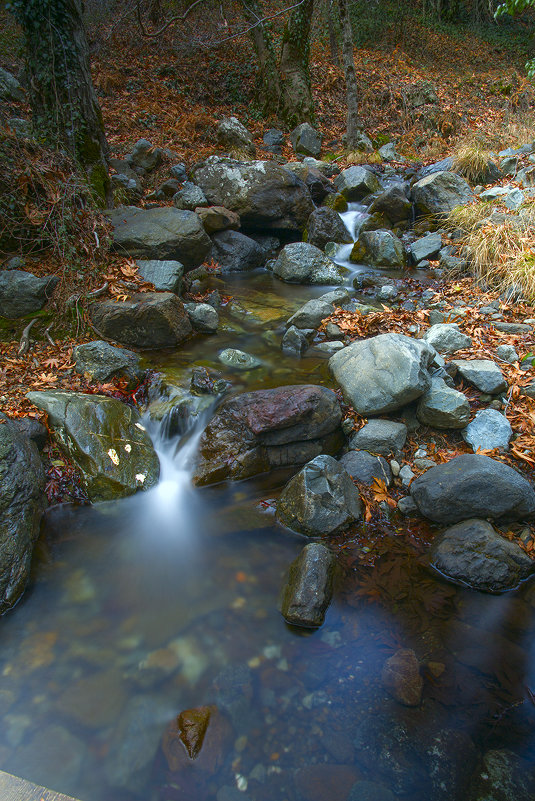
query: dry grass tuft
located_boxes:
[446,201,494,234]
[452,138,493,185]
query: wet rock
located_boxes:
[467,749,535,801]
[329,333,434,415]
[56,669,127,729]
[0,270,58,318]
[422,323,472,354]
[107,206,211,268]
[410,232,442,263]
[0,416,46,614]
[381,649,423,706]
[294,764,361,801]
[218,348,261,370]
[185,302,219,333]
[273,242,348,285]
[191,367,229,395]
[191,156,314,232]
[27,390,160,501]
[194,385,342,485]
[282,325,312,356]
[426,729,478,801]
[286,298,334,329]
[7,724,86,795]
[463,408,512,452]
[173,181,208,210]
[90,292,192,349]
[290,122,322,158]
[280,542,336,627]
[411,171,474,216]
[11,416,47,450]
[417,376,470,429]
[276,454,361,536]
[410,454,535,524]
[129,138,162,171]
[351,230,406,268]
[217,116,255,156]
[305,206,353,249]
[398,496,418,515]
[340,450,392,486]
[334,165,382,200]
[148,389,214,437]
[213,664,253,730]
[136,259,184,293]
[348,419,407,456]
[368,185,412,223]
[428,518,534,593]
[196,205,240,233]
[210,229,265,272]
[451,359,507,394]
[348,781,396,801]
[73,340,143,387]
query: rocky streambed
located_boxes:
[2,135,535,801]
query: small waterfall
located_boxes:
[333,202,368,275]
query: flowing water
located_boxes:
[1,253,535,800]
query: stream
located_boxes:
[1,207,535,801]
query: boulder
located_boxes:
[193,385,342,485]
[210,229,264,272]
[428,518,534,593]
[286,298,334,329]
[217,116,255,156]
[280,543,335,627]
[136,259,184,294]
[283,162,334,203]
[0,67,25,102]
[381,649,423,706]
[368,185,412,223]
[273,242,348,285]
[329,333,434,415]
[334,166,381,200]
[410,454,535,524]
[195,206,240,233]
[170,163,188,181]
[73,340,143,387]
[410,233,442,263]
[348,419,407,456]
[305,207,353,249]
[128,138,162,172]
[184,302,219,333]
[339,450,392,486]
[107,206,211,268]
[290,122,322,158]
[276,454,362,536]
[417,377,470,429]
[378,142,402,162]
[0,416,46,614]
[451,359,507,394]
[348,782,396,801]
[462,409,512,452]
[173,181,208,210]
[422,323,472,354]
[263,128,284,153]
[411,171,474,216]
[0,270,58,318]
[90,292,192,349]
[191,156,314,232]
[26,391,160,501]
[282,326,312,356]
[350,230,406,269]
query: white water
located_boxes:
[333,202,368,275]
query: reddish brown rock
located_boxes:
[162,705,232,775]
[381,648,423,706]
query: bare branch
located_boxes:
[136,0,209,38]
[201,0,307,47]
[44,323,56,347]
[18,318,38,356]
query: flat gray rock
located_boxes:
[410,233,442,263]
[348,419,407,456]
[339,450,392,486]
[462,408,512,452]
[451,359,507,394]
[286,298,334,329]
[136,259,184,293]
[279,542,335,627]
[423,323,472,354]
[429,518,534,593]
[417,376,470,429]
[73,340,142,386]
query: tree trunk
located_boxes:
[239,0,281,114]
[279,0,315,126]
[11,0,111,206]
[148,0,162,25]
[327,0,340,67]
[338,0,361,149]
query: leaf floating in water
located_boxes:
[178,705,213,759]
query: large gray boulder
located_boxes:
[0,416,47,614]
[217,116,256,156]
[350,230,406,269]
[191,156,314,232]
[107,206,211,268]
[210,229,264,272]
[276,454,361,536]
[348,419,407,456]
[0,270,58,318]
[411,171,474,216]
[290,123,322,158]
[136,259,184,294]
[73,340,143,387]
[305,207,353,249]
[368,185,412,223]
[329,333,434,415]
[462,408,512,452]
[334,166,381,200]
[27,391,160,502]
[451,359,507,394]
[428,518,534,593]
[273,242,348,285]
[417,376,471,429]
[193,385,342,486]
[90,292,192,349]
[467,749,535,801]
[410,454,535,524]
[279,542,335,628]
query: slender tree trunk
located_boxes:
[327,0,340,67]
[148,0,162,25]
[279,0,315,125]
[240,0,281,114]
[338,0,361,149]
[11,0,111,206]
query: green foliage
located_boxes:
[495,0,535,16]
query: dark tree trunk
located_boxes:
[148,0,162,25]
[338,0,361,149]
[279,0,315,125]
[240,0,281,114]
[11,0,111,206]
[327,0,340,67]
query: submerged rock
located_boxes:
[26,391,160,501]
[381,649,423,706]
[280,542,336,627]
[218,348,261,370]
[276,454,362,536]
[467,749,535,801]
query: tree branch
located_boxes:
[136,0,209,37]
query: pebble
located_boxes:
[399,465,415,486]
[390,459,401,476]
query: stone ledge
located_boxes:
[0,770,81,801]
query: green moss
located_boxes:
[323,193,348,213]
[88,162,109,207]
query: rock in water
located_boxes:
[280,542,336,627]
[73,340,143,387]
[333,166,381,200]
[193,385,342,486]
[381,649,423,706]
[27,391,160,501]
[428,518,534,593]
[350,230,406,269]
[276,454,362,536]
[410,454,535,524]
[90,292,192,349]
[329,333,434,415]
[0,416,47,614]
[272,242,348,284]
